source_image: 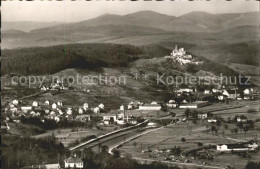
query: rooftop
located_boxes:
[65,157,83,163]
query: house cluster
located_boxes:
[220,87,255,100]
[118,101,162,111]
[21,164,61,169]
[64,156,83,168]
[3,99,107,124]
[40,79,69,91]
[216,141,259,153]
[139,102,162,111]
[100,105,139,125]
[164,45,203,65]
[23,156,84,169]
[173,85,255,102]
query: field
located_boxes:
[118,100,260,169]
[33,125,118,147]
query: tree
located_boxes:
[171,112,176,118]
[197,142,203,147]
[170,146,182,156]
[245,161,260,169]
[224,124,229,130]
[101,145,109,153]
[234,128,238,135]
[181,137,186,143]
[243,126,249,134]
[112,149,120,158]
[185,109,191,119]
[211,126,218,133]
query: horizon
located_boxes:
[2,10,259,23]
[2,1,259,22]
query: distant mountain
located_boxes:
[2,21,64,32]
[27,11,258,34]
[162,11,259,32]
[1,29,27,34]
[2,11,259,67]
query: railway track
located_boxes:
[69,120,149,152]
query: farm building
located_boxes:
[198,112,208,119]
[139,104,161,110]
[45,164,61,169]
[222,89,240,99]
[179,101,209,109]
[32,101,39,107]
[216,142,259,152]
[64,156,83,168]
[21,106,32,112]
[100,113,117,124]
[75,114,90,123]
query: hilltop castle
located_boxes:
[165,45,203,65]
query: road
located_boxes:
[70,120,152,152]
[69,100,259,168]
[132,157,225,169]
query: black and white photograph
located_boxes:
[1,1,260,169]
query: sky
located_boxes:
[2,0,259,22]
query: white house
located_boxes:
[45,164,61,169]
[218,95,224,101]
[216,144,228,152]
[21,106,32,112]
[127,104,133,110]
[64,156,83,168]
[102,114,117,124]
[166,103,177,109]
[98,103,105,110]
[212,88,221,93]
[54,116,60,122]
[169,100,175,103]
[120,105,125,111]
[204,89,211,94]
[10,107,18,113]
[216,143,258,152]
[12,100,19,106]
[58,109,63,115]
[57,101,63,107]
[50,111,56,115]
[198,112,208,119]
[237,116,248,123]
[243,88,253,95]
[151,101,158,105]
[177,88,193,93]
[83,103,89,111]
[139,104,161,111]
[179,101,209,109]
[93,107,100,113]
[41,86,47,91]
[32,101,39,107]
[223,89,240,99]
[67,108,73,115]
[52,103,57,110]
[182,100,188,103]
[207,119,217,123]
[30,111,36,116]
[78,108,83,114]
[45,100,50,105]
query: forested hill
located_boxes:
[1,43,170,75]
[1,43,237,76]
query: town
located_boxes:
[2,65,260,169]
[1,2,260,168]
